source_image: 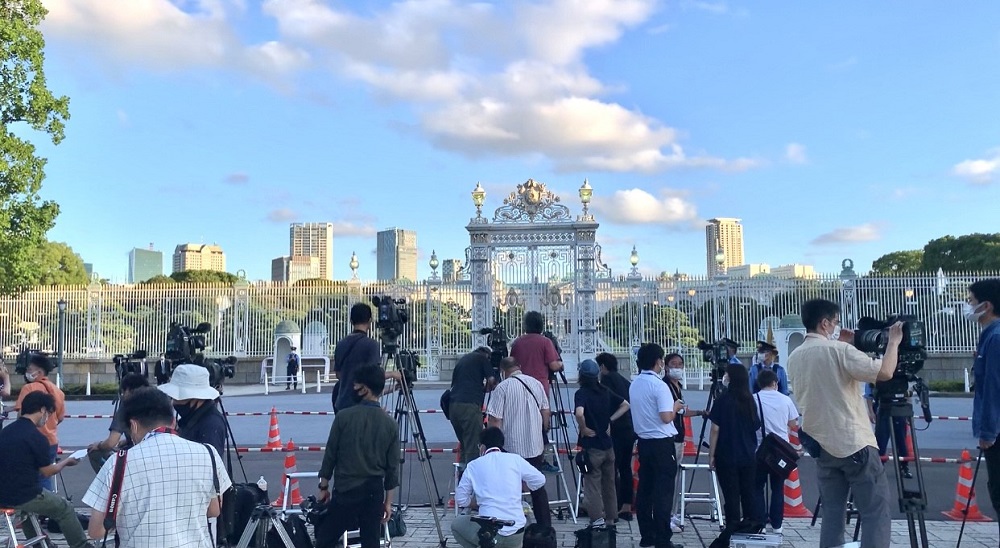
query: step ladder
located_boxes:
[2,508,53,548]
[542,382,578,524]
[677,463,724,530]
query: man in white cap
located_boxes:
[157,364,225,455]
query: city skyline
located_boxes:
[377,228,418,282]
[33,2,1000,283]
[289,222,334,280]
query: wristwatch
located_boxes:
[318,482,329,491]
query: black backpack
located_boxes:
[574,525,615,548]
[523,524,557,548]
[267,514,313,548]
[222,483,269,545]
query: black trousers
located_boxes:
[611,428,635,509]
[315,481,384,548]
[753,467,785,528]
[524,455,552,527]
[635,437,676,547]
[985,437,1000,528]
[716,461,759,531]
[286,363,299,388]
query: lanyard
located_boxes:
[482,447,502,456]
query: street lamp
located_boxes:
[56,299,66,388]
[472,182,486,220]
[579,179,593,219]
[629,245,640,277]
[429,250,440,280]
[349,252,359,280]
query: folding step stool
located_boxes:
[2,508,53,548]
[677,463,725,530]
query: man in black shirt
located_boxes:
[575,359,629,527]
[597,352,636,520]
[333,302,399,412]
[317,364,400,548]
[86,373,149,472]
[0,392,92,548]
[157,364,226,455]
[448,347,497,467]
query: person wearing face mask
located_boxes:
[14,353,66,490]
[722,338,742,366]
[662,353,704,533]
[0,391,91,548]
[967,279,1000,531]
[316,364,400,548]
[83,387,231,548]
[629,343,686,548]
[86,373,150,473]
[748,342,789,396]
[786,299,902,548]
[156,364,225,456]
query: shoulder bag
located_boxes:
[754,394,799,480]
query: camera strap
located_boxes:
[511,375,541,410]
[204,443,222,547]
[102,449,128,548]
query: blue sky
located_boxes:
[30,0,1000,282]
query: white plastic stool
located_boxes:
[677,463,724,530]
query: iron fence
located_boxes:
[2,271,993,378]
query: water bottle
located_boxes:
[257,475,267,492]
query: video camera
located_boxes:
[14,348,49,375]
[164,322,236,390]
[113,350,148,379]
[477,323,509,369]
[372,296,408,346]
[854,315,927,376]
[697,340,729,368]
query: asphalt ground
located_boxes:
[43,384,998,522]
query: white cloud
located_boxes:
[41,0,308,82]
[952,149,1000,184]
[785,142,807,164]
[591,188,700,226]
[811,223,882,245]
[266,208,297,223]
[682,1,730,15]
[330,221,376,238]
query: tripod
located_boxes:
[545,370,579,521]
[235,505,295,548]
[216,395,250,484]
[381,343,447,547]
[687,365,725,490]
[879,388,930,548]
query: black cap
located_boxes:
[757,341,777,353]
[722,338,739,349]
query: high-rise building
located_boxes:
[441,259,463,283]
[705,218,745,277]
[172,244,226,273]
[771,264,817,279]
[377,228,418,281]
[128,245,163,283]
[83,263,94,281]
[728,263,770,278]
[289,222,334,280]
[271,255,321,285]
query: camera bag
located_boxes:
[266,514,312,548]
[574,524,615,548]
[754,395,799,480]
[222,483,269,546]
[523,523,557,548]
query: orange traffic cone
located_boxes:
[783,468,813,518]
[272,440,302,507]
[631,446,640,509]
[265,407,281,449]
[905,425,915,461]
[683,416,697,457]
[788,427,803,453]
[942,450,992,521]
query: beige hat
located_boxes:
[157,364,220,401]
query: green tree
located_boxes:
[920,234,1000,272]
[141,275,175,285]
[871,250,924,275]
[32,241,87,285]
[170,270,239,284]
[0,0,70,295]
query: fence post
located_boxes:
[300,369,306,394]
[86,372,91,396]
[965,368,970,393]
[316,370,321,393]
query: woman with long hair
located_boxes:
[708,363,762,532]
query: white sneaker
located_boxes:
[670,515,683,533]
[771,527,783,534]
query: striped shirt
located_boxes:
[487,372,549,458]
[83,431,232,548]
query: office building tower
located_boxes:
[771,264,817,279]
[289,222,334,280]
[727,264,770,278]
[172,244,226,273]
[128,246,163,283]
[271,255,321,285]
[442,259,463,283]
[705,218,745,277]
[376,228,418,281]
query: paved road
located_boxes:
[46,385,996,522]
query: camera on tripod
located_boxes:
[477,323,509,369]
[164,322,236,389]
[113,350,148,379]
[696,340,731,381]
[14,348,48,375]
[855,315,932,419]
[372,296,408,345]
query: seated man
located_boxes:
[451,427,546,548]
[0,391,92,548]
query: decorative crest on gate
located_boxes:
[494,179,572,223]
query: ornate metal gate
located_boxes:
[466,179,608,374]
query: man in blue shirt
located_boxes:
[968,279,1000,529]
[748,341,789,395]
[723,338,742,366]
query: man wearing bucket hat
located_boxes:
[157,364,225,455]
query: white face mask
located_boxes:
[963,302,986,323]
[829,324,842,341]
[756,352,767,363]
[722,375,730,388]
[24,371,38,382]
[668,368,684,380]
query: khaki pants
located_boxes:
[582,447,618,523]
[16,490,91,548]
[451,515,524,548]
